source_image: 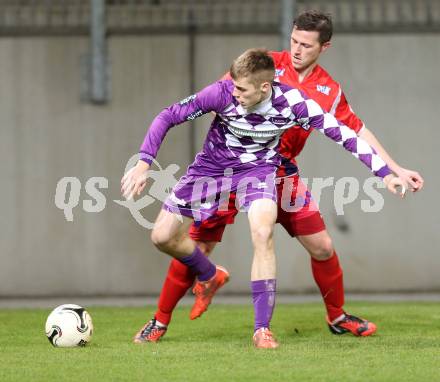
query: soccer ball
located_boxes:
[45,304,93,347]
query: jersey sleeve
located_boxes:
[139,81,229,164]
[289,91,391,178]
[332,88,365,134]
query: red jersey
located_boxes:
[270,51,364,176]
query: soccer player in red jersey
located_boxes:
[135,11,424,346]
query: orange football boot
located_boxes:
[133,318,167,343]
[190,265,229,320]
[327,314,377,336]
[253,328,279,349]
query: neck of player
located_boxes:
[296,61,318,83]
[248,87,272,110]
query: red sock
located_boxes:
[311,252,345,322]
[155,259,195,325]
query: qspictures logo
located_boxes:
[54,155,387,229]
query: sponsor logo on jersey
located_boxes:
[227,124,282,138]
[179,94,197,105]
[316,84,331,95]
[275,68,285,78]
[268,116,290,126]
[186,109,203,121]
[297,117,311,130]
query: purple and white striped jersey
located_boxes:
[139,79,390,179]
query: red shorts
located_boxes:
[189,175,326,242]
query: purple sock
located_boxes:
[251,279,276,332]
[178,246,216,281]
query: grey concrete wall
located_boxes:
[0,33,438,297]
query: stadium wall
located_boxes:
[0,33,438,297]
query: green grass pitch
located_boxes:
[1,302,440,382]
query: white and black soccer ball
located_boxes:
[45,304,93,347]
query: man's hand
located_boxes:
[394,167,424,192]
[383,174,408,198]
[121,160,150,200]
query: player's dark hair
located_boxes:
[293,10,333,44]
[230,48,275,86]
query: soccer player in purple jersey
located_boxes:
[121,48,406,348]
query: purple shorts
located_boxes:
[163,161,278,222]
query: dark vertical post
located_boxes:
[188,8,197,160]
[90,0,108,104]
[280,0,296,51]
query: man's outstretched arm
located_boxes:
[334,90,423,192]
[122,81,230,199]
[289,93,407,196]
[139,81,229,165]
[358,127,424,192]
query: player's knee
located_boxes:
[251,224,274,247]
[151,229,173,252]
[310,236,334,261]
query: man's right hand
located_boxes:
[394,167,424,192]
[121,160,150,200]
[383,174,408,198]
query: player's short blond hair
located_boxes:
[230,48,275,87]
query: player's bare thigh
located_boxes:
[151,209,195,256]
[248,198,278,243]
